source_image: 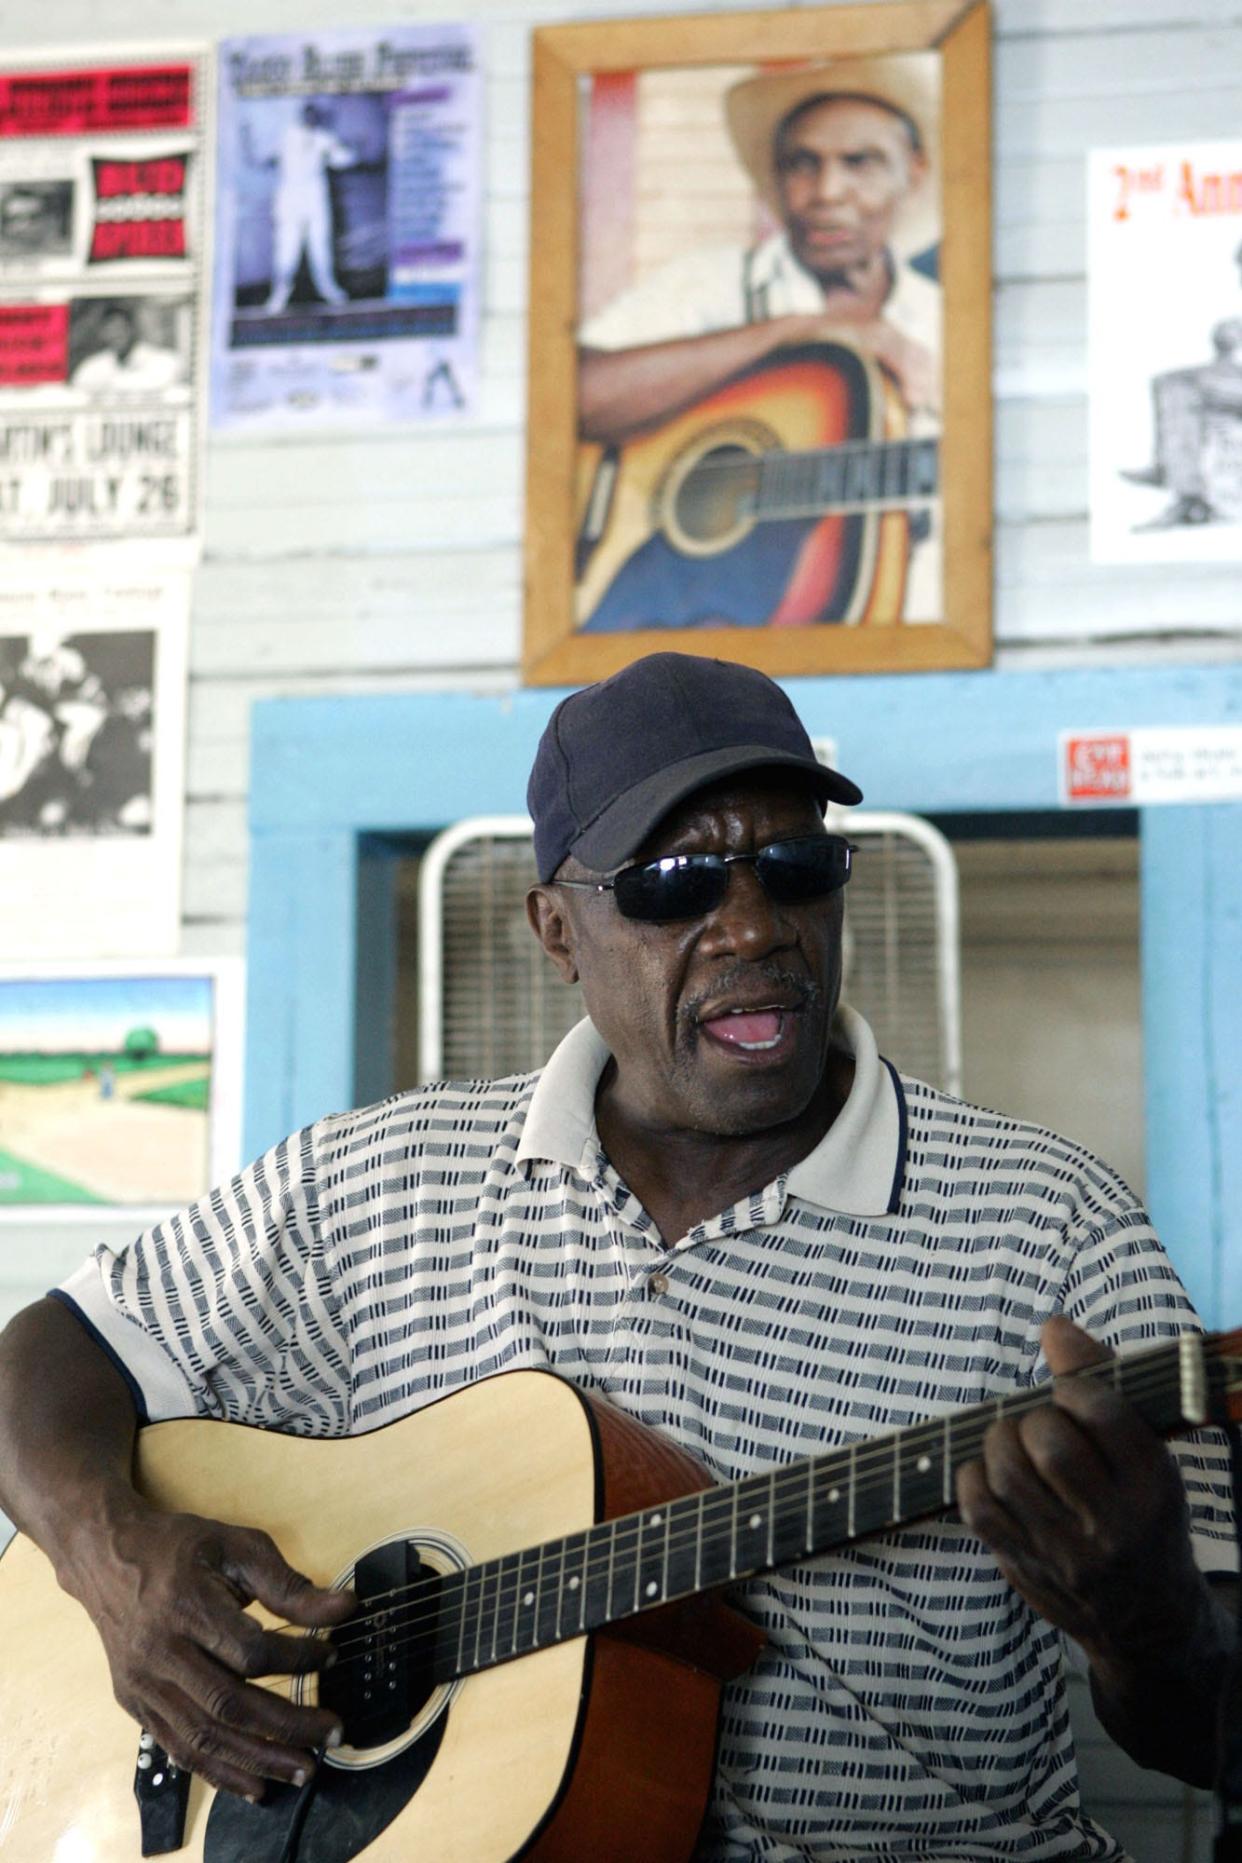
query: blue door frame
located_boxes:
[245,663,1242,1327]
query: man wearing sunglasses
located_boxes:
[0,651,1236,1860]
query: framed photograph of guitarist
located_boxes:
[523,0,992,684]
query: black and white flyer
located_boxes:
[0,572,189,958]
[1090,140,1242,565]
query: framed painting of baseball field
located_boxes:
[523,0,991,685]
[0,958,243,1217]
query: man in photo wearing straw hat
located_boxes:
[577,57,941,618]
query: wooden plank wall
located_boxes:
[0,0,1226,968]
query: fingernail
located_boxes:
[323,1648,338,1669]
[326,1725,343,1749]
[293,1768,309,1787]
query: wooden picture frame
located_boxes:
[523,0,991,685]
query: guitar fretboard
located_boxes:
[398,1335,1222,1689]
[749,436,939,519]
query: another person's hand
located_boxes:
[61,1498,354,1801]
[956,1315,1208,1669]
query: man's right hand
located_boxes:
[61,1495,356,1802]
[788,311,940,417]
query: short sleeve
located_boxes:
[1053,1210,1238,1575]
[52,1124,352,1437]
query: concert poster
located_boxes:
[1089,139,1242,566]
[0,957,242,1215]
[573,50,944,634]
[0,571,189,961]
[212,24,482,431]
[0,46,209,549]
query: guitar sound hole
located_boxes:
[320,1540,436,1752]
[673,444,760,544]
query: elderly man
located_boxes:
[0,652,1236,1860]
[577,61,941,624]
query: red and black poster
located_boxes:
[0,45,208,547]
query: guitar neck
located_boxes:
[429,1335,1229,1686]
[754,434,938,519]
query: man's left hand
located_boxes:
[956,1315,1205,1667]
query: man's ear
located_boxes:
[526,884,580,985]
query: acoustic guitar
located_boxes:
[0,1333,1236,1862]
[573,341,938,633]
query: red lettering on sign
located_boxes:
[1065,734,1132,802]
[89,219,186,262]
[0,65,192,136]
[0,302,68,385]
[95,156,188,199]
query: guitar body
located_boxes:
[0,1370,762,1863]
[574,342,914,632]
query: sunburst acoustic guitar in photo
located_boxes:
[0,1330,1237,1862]
[573,340,939,634]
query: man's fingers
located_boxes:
[219,1527,355,1626]
[190,1593,343,1682]
[150,1655,343,1788]
[955,1458,1026,1563]
[1040,1314,1110,1377]
[980,1415,1081,1535]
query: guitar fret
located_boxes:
[555,1531,586,1642]
[662,1506,671,1603]
[636,1506,667,1610]
[457,1564,474,1678]
[847,1442,858,1538]
[474,1560,490,1672]
[535,1538,560,1649]
[605,1518,619,1624]
[511,1546,530,1657]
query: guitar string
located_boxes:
[270,1349,1219,1664]
[259,1350,1226,1675]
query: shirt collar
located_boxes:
[516,1003,905,1218]
[749,230,930,344]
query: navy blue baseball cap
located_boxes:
[527,652,862,882]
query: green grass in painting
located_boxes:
[132,1077,211,1112]
[0,1052,208,1085]
[0,1146,102,1204]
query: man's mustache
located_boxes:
[680,965,823,1030]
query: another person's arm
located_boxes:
[579,310,936,447]
[957,1314,1236,1787]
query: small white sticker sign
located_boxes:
[1061,726,1242,805]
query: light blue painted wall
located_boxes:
[246,661,1242,1327]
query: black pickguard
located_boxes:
[202,1709,447,1863]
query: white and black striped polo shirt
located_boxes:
[58,1007,1236,1862]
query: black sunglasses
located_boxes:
[555,834,856,923]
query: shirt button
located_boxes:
[649,1272,670,1296]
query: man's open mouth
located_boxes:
[699,1007,793,1053]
